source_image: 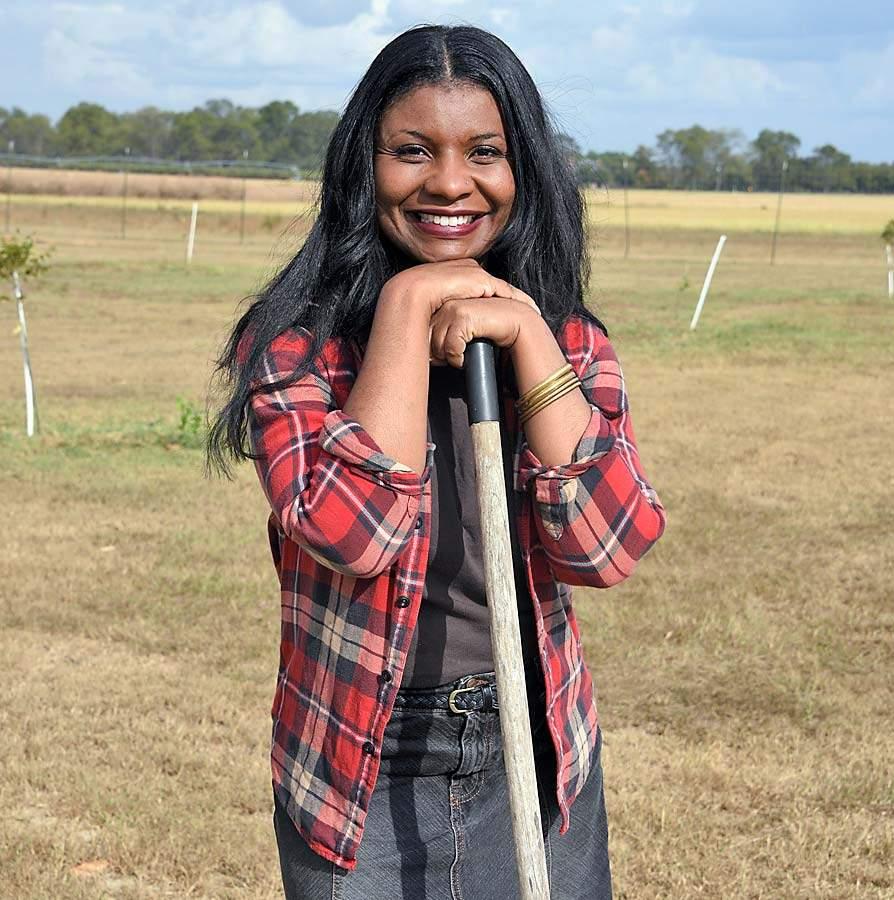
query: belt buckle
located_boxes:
[448,685,478,715]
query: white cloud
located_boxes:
[590,25,635,60]
[182,1,391,69]
[488,7,521,29]
[659,1,694,18]
[42,24,156,98]
[45,2,174,45]
[2,0,892,160]
[27,0,394,110]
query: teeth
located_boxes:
[417,213,477,226]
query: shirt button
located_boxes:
[415,516,423,529]
[362,741,376,755]
[396,595,411,608]
[380,669,393,683]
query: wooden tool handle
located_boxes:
[466,339,550,900]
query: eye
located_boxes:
[471,146,505,161]
[394,144,428,159]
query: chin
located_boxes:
[432,245,475,260]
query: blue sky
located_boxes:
[2,0,891,161]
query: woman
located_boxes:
[208,24,665,900]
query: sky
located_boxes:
[2,0,891,161]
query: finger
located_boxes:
[493,278,540,313]
[429,314,449,362]
[442,322,469,368]
[453,271,538,309]
[514,290,541,314]
[431,304,476,366]
[429,305,460,361]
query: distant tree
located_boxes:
[119,106,175,158]
[204,98,236,120]
[257,100,299,159]
[853,161,894,194]
[705,128,747,189]
[805,144,854,192]
[9,95,894,193]
[751,129,801,191]
[170,110,214,160]
[288,110,339,172]
[556,135,611,188]
[575,153,600,187]
[630,145,658,187]
[657,126,711,188]
[213,110,261,160]
[56,102,120,155]
[0,107,56,156]
[721,153,753,191]
[582,151,625,187]
[168,101,254,160]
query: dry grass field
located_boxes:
[1,175,893,898]
[5,165,891,238]
[4,166,319,203]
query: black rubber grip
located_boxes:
[465,339,500,424]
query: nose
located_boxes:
[422,150,473,201]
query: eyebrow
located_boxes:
[389,129,505,143]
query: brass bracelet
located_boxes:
[516,370,579,419]
[518,371,580,419]
[520,379,581,425]
[516,364,573,415]
[519,377,582,425]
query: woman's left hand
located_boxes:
[429,286,541,368]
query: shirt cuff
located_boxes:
[320,410,434,491]
[516,404,616,493]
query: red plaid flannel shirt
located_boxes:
[248,314,665,870]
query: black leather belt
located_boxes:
[393,678,499,715]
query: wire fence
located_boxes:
[0,152,302,180]
[1,155,889,269]
[1,154,321,249]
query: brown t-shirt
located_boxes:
[401,362,538,689]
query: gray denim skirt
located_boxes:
[274,671,612,900]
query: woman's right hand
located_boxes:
[348,259,534,473]
[379,258,521,317]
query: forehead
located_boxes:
[378,83,506,140]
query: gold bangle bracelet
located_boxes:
[517,370,579,416]
[520,380,581,425]
[517,373,580,420]
[515,364,573,413]
[516,364,572,410]
[519,377,582,425]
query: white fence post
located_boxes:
[186,201,199,264]
[690,235,727,331]
[13,271,38,436]
[886,243,893,300]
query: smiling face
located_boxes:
[373,82,516,264]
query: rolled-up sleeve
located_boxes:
[249,333,432,579]
[517,322,665,588]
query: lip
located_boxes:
[409,209,488,217]
[407,210,487,239]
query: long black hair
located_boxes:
[206,23,601,476]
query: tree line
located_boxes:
[0,100,337,175]
[1,100,891,193]
[572,127,894,194]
